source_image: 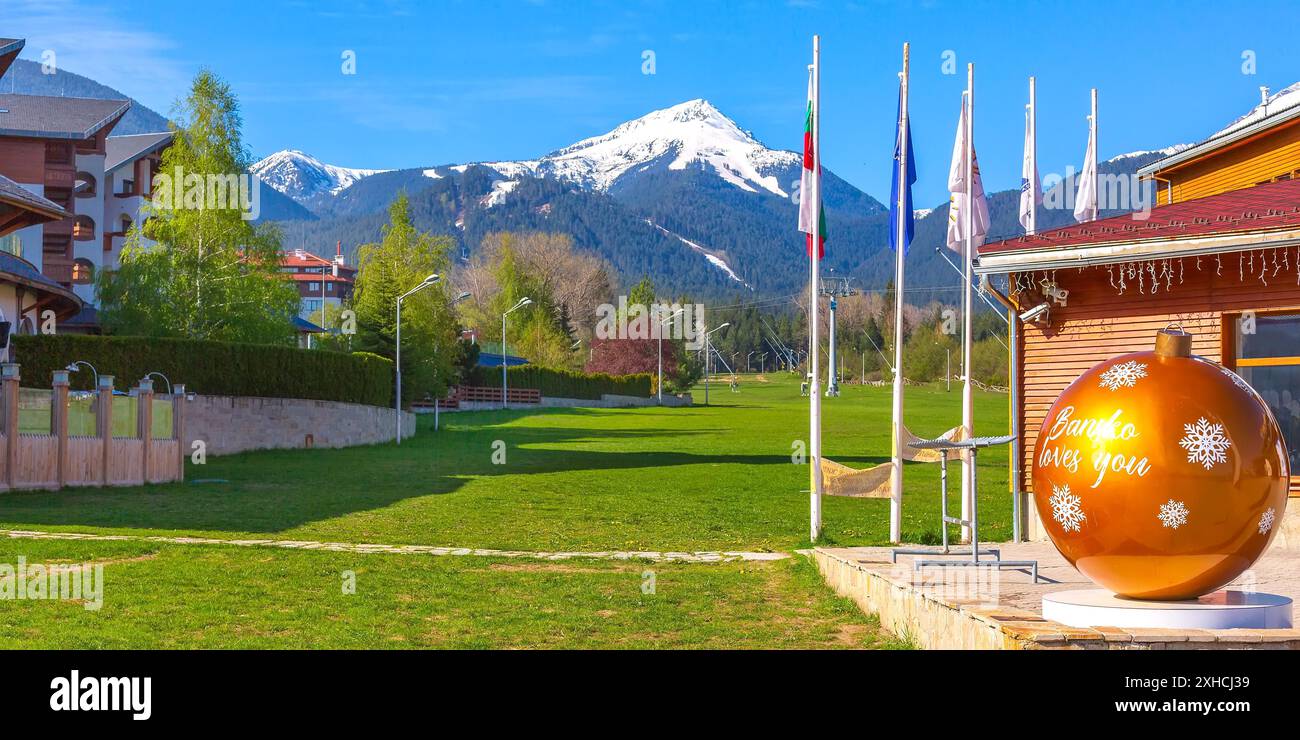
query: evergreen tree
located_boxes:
[352,193,460,405]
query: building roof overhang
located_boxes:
[105,131,174,173]
[0,173,69,236]
[975,225,1300,275]
[0,252,83,320]
[0,93,130,140]
[976,177,1300,275]
[1137,101,1300,180]
[0,38,23,79]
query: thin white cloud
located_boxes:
[5,0,189,112]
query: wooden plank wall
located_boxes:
[148,440,179,483]
[1159,118,1300,205]
[109,439,144,487]
[0,436,175,491]
[16,435,59,489]
[1017,262,1300,497]
[66,437,104,485]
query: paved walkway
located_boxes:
[0,529,790,564]
[822,540,1300,611]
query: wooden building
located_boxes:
[977,90,1300,541]
[280,246,356,322]
[0,172,83,352]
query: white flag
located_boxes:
[946,94,989,252]
[1019,107,1041,232]
[1074,116,1097,223]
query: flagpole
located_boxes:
[888,42,909,545]
[960,62,975,544]
[1090,87,1098,218]
[1028,76,1037,235]
[809,35,823,542]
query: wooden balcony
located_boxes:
[43,218,73,239]
[44,166,74,189]
[42,256,73,285]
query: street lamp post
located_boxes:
[746,351,755,373]
[395,273,440,444]
[65,360,100,388]
[432,290,473,433]
[658,308,684,404]
[502,297,532,409]
[703,322,730,406]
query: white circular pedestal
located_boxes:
[1043,589,1293,629]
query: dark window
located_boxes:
[1233,312,1300,474]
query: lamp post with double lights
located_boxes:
[501,297,532,409]
[703,322,730,406]
[432,290,472,432]
[658,308,684,404]
[395,273,440,444]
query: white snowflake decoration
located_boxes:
[1048,483,1086,533]
[1098,361,1148,391]
[1158,499,1189,530]
[1259,508,1276,535]
[1179,417,1232,470]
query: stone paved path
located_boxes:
[0,529,790,564]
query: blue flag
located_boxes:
[889,92,916,254]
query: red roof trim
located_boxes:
[289,273,352,283]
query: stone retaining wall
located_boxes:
[184,395,415,456]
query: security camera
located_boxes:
[1019,302,1051,324]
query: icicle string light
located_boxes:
[1094,248,1300,296]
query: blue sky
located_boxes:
[8,0,1300,206]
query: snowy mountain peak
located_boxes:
[540,98,796,195]
[251,150,388,203]
[1107,144,1192,163]
[438,99,800,197]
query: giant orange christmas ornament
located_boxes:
[1032,327,1290,600]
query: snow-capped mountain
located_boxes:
[1108,144,1192,162]
[428,99,801,198]
[252,150,388,204]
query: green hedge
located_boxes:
[12,335,393,407]
[467,365,651,400]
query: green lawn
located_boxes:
[0,372,1011,648]
[0,536,905,649]
[0,373,1012,551]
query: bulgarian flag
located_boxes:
[799,69,827,259]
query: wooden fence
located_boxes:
[0,364,186,491]
[455,386,541,405]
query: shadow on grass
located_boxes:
[0,414,793,536]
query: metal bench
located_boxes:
[891,434,1039,583]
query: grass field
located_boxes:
[0,372,1011,648]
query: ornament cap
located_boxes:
[1155,324,1193,358]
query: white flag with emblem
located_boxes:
[946,94,989,252]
